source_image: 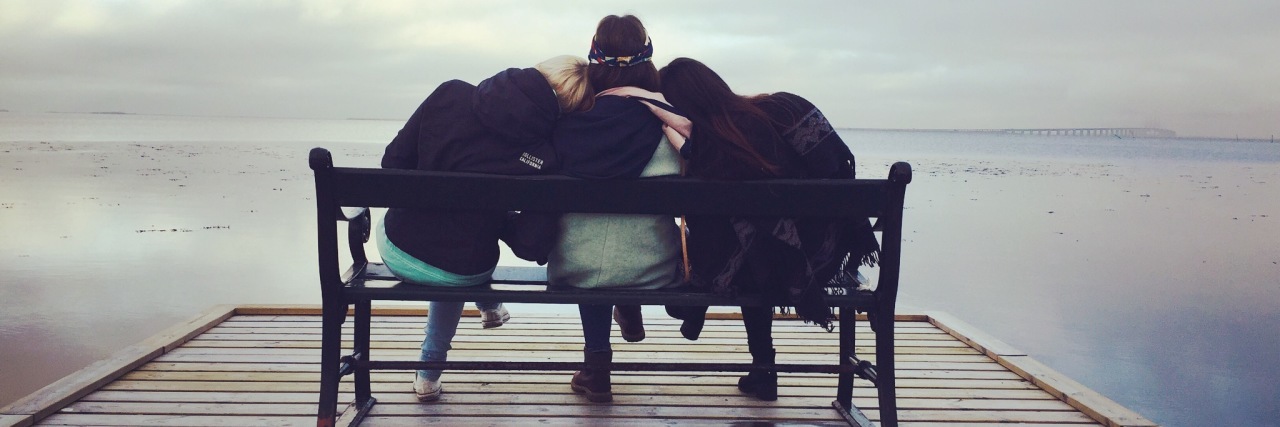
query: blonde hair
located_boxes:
[535,55,594,114]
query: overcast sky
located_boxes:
[2,1,1277,138]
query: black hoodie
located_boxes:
[380,68,560,275]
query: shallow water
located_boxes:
[1,113,1278,426]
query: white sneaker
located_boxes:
[413,375,443,402]
[480,304,510,329]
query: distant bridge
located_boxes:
[997,127,1177,138]
[839,127,1179,138]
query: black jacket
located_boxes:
[381,68,560,275]
[499,95,668,264]
[682,92,879,328]
[552,95,664,179]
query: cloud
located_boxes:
[1,0,1277,137]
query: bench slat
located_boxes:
[351,263,878,308]
[327,167,890,217]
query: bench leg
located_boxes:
[875,307,899,427]
[836,306,855,411]
[354,300,373,405]
[317,302,345,427]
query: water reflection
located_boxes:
[1,128,1278,426]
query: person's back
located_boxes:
[548,95,682,290]
[644,56,880,403]
[375,56,592,403]
[550,14,680,404]
[381,68,564,276]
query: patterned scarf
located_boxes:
[589,37,654,67]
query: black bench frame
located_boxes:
[309,147,912,427]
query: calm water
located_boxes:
[1,113,1278,426]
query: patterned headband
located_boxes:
[588,37,653,67]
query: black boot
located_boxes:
[570,349,613,402]
[664,305,707,340]
[737,347,777,401]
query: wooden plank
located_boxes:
[97,379,1046,397]
[871,409,1099,423]
[355,403,845,421]
[187,333,968,348]
[202,326,952,340]
[77,390,1073,411]
[148,351,998,364]
[0,305,236,423]
[925,311,1027,357]
[98,375,1036,392]
[132,359,1013,373]
[368,404,1096,424]
[36,414,314,426]
[229,305,929,322]
[160,342,980,355]
[999,356,1158,427]
[358,417,843,427]
[223,313,935,328]
[901,424,1102,427]
[152,348,962,362]
[81,390,351,404]
[73,401,313,419]
[0,414,33,427]
[235,305,432,317]
[60,401,328,416]
[118,368,1026,383]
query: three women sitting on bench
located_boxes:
[378,13,876,405]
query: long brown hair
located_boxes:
[587,15,660,92]
[659,57,779,175]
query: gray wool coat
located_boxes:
[546,137,684,290]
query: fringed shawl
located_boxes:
[685,92,879,330]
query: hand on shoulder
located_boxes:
[597,86,664,101]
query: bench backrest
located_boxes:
[308,147,911,303]
[310,148,911,217]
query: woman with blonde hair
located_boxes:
[378,55,592,402]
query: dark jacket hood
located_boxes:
[553,95,664,179]
[472,67,559,144]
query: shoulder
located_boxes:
[560,95,654,125]
[757,92,815,115]
[436,79,477,93]
[423,79,478,106]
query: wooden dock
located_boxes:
[1,305,1155,426]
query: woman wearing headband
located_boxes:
[546,14,684,403]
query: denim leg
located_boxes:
[420,301,466,381]
[578,304,613,353]
[474,301,501,311]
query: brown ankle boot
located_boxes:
[570,350,613,402]
[613,305,645,342]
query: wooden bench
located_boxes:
[309,147,912,427]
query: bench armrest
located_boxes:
[340,207,371,267]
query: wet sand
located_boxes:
[1,137,1278,426]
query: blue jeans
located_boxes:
[419,301,501,381]
[377,218,501,380]
[579,304,613,353]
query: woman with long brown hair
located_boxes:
[610,57,880,401]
